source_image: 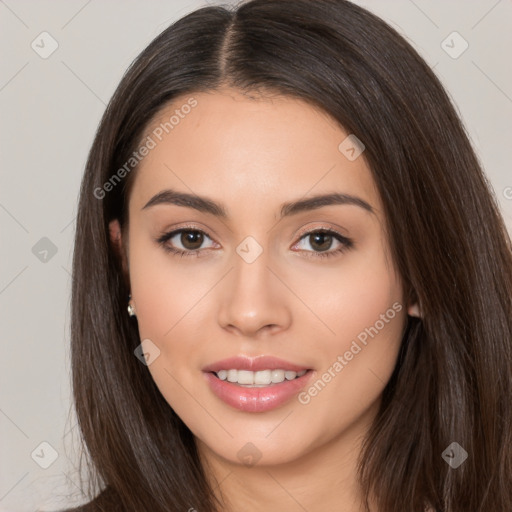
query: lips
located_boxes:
[202,355,314,412]
[204,370,313,412]
[202,355,311,373]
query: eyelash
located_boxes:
[156,225,354,260]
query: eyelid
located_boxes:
[160,222,348,242]
[157,223,217,248]
[290,224,353,257]
[157,222,353,258]
[294,223,349,241]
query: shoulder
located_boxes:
[54,486,122,512]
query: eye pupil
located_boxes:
[311,233,332,252]
[182,230,203,250]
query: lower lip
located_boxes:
[203,371,314,413]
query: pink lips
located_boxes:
[202,355,310,373]
[202,355,314,413]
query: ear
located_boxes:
[109,219,130,286]
[407,302,422,318]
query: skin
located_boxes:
[110,87,420,512]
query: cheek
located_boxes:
[332,263,403,352]
[298,240,403,350]
[127,235,213,401]
[128,231,207,341]
[128,242,208,417]
[296,236,405,387]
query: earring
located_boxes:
[127,294,136,317]
[407,303,422,318]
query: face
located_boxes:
[110,87,411,468]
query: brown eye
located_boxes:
[156,228,216,257]
[293,228,354,259]
[179,230,204,250]
[308,232,334,252]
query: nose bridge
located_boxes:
[217,236,291,335]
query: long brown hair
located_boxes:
[67,1,512,510]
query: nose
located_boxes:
[217,249,292,338]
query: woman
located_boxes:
[65,0,512,510]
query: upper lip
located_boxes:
[202,355,311,373]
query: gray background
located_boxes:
[1,0,511,510]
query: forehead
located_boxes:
[129,88,381,216]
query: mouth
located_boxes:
[202,356,314,412]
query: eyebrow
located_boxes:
[141,188,374,218]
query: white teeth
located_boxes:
[271,369,285,383]
[237,370,254,385]
[214,369,308,386]
[254,369,271,385]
